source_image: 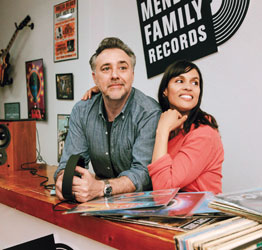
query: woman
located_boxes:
[82,60,224,194]
[148,60,223,194]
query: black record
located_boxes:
[212,0,250,46]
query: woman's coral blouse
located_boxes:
[148,125,224,194]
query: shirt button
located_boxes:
[105,152,109,155]
[122,116,125,119]
[105,131,108,135]
[107,167,110,170]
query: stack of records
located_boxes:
[174,216,262,250]
[209,187,262,223]
[65,188,229,232]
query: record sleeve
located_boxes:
[82,191,218,218]
[66,188,179,214]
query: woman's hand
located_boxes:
[151,109,188,163]
[157,109,188,134]
[81,86,100,100]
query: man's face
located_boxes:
[92,48,134,102]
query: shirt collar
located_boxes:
[98,88,135,121]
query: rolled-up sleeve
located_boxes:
[119,111,161,191]
[54,103,90,180]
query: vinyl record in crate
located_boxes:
[211,0,250,46]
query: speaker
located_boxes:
[0,120,36,171]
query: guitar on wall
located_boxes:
[0,15,34,87]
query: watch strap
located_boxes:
[103,179,112,197]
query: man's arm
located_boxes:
[54,102,91,181]
[54,101,92,201]
[56,166,135,202]
[73,168,135,202]
[118,110,161,191]
[109,176,136,194]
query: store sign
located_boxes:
[137,0,250,78]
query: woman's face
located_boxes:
[163,68,201,115]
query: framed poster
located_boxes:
[54,0,78,62]
[57,114,70,162]
[4,102,20,120]
[25,58,46,120]
[56,73,74,100]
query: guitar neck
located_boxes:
[3,29,19,56]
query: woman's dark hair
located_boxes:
[158,60,218,133]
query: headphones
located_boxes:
[62,154,85,201]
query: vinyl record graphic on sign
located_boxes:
[212,0,250,46]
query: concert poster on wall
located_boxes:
[54,0,78,62]
[25,58,46,121]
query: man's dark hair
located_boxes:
[89,37,136,71]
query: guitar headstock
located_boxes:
[17,15,34,30]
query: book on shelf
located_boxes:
[208,187,262,223]
[174,216,262,250]
[65,188,179,214]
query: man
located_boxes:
[54,37,161,202]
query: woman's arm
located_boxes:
[81,85,100,100]
[151,109,187,162]
[149,126,223,192]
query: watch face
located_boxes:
[104,184,112,197]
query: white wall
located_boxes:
[0,0,261,193]
[0,203,114,249]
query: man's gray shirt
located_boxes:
[54,88,161,191]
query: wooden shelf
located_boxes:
[0,164,179,249]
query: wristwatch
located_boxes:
[103,179,112,197]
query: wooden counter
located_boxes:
[0,165,179,249]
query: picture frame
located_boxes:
[54,0,78,62]
[57,114,70,162]
[4,102,20,120]
[56,73,74,100]
[25,58,47,121]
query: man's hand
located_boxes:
[55,167,104,202]
[72,166,104,202]
[55,167,136,203]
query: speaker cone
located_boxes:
[0,124,11,149]
[0,148,7,165]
